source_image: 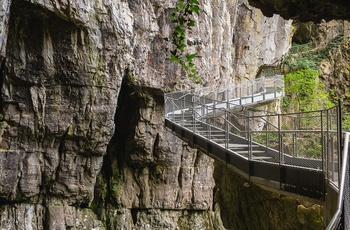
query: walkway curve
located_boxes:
[164,76,341,202]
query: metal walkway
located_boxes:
[164,76,344,200]
[165,76,350,228]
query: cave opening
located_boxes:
[130,208,138,225]
[92,76,141,224]
[107,76,141,171]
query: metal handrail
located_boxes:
[326,132,350,229]
[165,76,348,227]
[174,76,276,102]
[165,91,194,101]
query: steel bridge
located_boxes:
[164,76,350,229]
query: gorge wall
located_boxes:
[0,0,325,229]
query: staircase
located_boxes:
[164,76,350,229]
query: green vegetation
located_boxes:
[284,34,344,73]
[283,69,334,111]
[169,0,200,81]
[342,114,350,131]
[282,34,344,112]
[276,34,346,158]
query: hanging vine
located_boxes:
[169,0,200,81]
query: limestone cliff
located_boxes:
[319,36,350,109]
[0,0,305,229]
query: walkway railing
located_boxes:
[165,76,284,121]
[233,106,341,185]
[165,76,342,178]
[327,132,350,229]
[164,75,349,226]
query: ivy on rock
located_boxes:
[169,0,200,82]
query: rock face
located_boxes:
[231,2,292,79]
[214,166,324,229]
[214,167,323,230]
[319,36,350,109]
[248,0,350,22]
[0,0,298,229]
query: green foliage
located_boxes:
[288,42,315,54]
[283,69,335,111]
[279,34,345,159]
[343,114,350,131]
[284,69,321,111]
[169,0,200,82]
[282,35,344,112]
[283,53,319,72]
[284,34,344,73]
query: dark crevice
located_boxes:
[111,77,141,169]
[92,76,142,226]
[152,133,159,158]
[130,208,138,225]
[178,155,183,189]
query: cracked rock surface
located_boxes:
[0,0,294,228]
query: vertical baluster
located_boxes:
[278,113,282,165]
[183,94,185,125]
[266,117,269,149]
[226,110,229,150]
[251,81,254,103]
[226,88,229,110]
[248,117,251,160]
[321,110,324,170]
[326,109,330,181]
[192,95,195,133]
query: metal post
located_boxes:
[192,97,195,132]
[278,113,283,165]
[248,117,251,160]
[326,109,330,180]
[226,110,229,149]
[226,88,229,110]
[330,136,335,182]
[207,119,211,140]
[213,101,216,128]
[181,98,185,127]
[239,85,242,105]
[208,118,211,140]
[251,82,254,103]
[266,119,269,148]
[321,110,324,170]
[337,99,345,226]
[337,100,343,179]
[295,116,298,157]
[172,97,175,121]
[292,133,296,158]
